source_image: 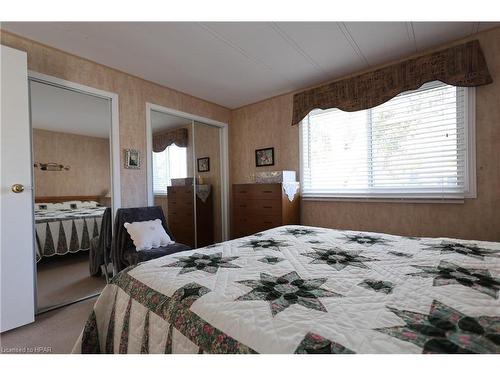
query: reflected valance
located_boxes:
[153,128,188,152]
[291,40,492,125]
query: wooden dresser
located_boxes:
[167,185,214,248]
[232,183,300,238]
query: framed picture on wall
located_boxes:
[197,157,210,172]
[124,149,140,169]
[255,147,274,167]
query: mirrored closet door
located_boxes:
[29,79,114,312]
[151,111,196,247]
[150,110,225,249]
[193,121,223,246]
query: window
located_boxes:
[300,81,475,200]
[152,144,187,195]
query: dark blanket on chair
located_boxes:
[111,206,190,272]
[89,207,112,276]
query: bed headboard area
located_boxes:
[34,195,103,203]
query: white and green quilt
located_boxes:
[35,207,105,261]
[73,225,500,354]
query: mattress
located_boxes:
[73,225,500,354]
[35,206,106,261]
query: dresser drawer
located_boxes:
[168,221,194,237]
[233,184,281,200]
[168,199,193,210]
[170,224,194,236]
[169,226,195,248]
[168,208,194,222]
[168,186,194,200]
[168,186,193,193]
[167,193,193,205]
[233,198,282,216]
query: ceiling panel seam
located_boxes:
[337,22,371,68]
[196,23,295,88]
[406,22,418,53]
[270,22,331,81]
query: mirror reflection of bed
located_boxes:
[30,80,113,312]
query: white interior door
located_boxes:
[0,45,35,332]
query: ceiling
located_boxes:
[4,22,499,109]
[30,80,111,138]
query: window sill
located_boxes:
[301,196,466,204]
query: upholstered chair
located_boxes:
[111,206,191,273]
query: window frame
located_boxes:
[299,85,476,202]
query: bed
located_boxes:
[73,225,500,354]
[35,196,106,262]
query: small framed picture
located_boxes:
[255,147,275,167]
[197,157,210,172]
[124,149,140,169]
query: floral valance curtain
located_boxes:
[153,128,188,152]
[291,40,492,125]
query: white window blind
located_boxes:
[152,144,187,195]
[300,81,475,199]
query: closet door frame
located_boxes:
[145,103,230,242]
[28,72,121,313]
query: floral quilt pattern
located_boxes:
[236,271,342,316]
[73,225,500,354]
[376,300,500,353]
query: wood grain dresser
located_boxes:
[167,185,214,248]
[232,183,300,239]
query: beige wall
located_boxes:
[33,129,110,197]
[1,30,231,208]
[230,27,500,242]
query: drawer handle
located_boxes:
[263,206,272,209]
[262,190,273,193]
[239,190,248,194]
[263,221,273,224]
[239,204,247,208]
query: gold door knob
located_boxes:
[11,184,25,193]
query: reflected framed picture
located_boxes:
[255,147,274,167]
[197,157,210,172]
[124,149,140,169]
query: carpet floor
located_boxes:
[1,253,106,354]
[37,251,106,311]
[0,297,97,354]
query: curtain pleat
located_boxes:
[153,128,188,152]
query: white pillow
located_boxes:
[124,219,174,251]
[65,200,82,208]
[51,203,66,211]
[80,201,99,208]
